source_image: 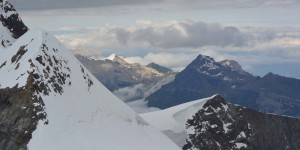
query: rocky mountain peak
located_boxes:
[106,53,130,65]
[183,95,300,150]
[187,54,218,69]
[184,54,253,81]
[202,94,227,109]
[0,0,28,48]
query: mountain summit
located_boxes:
[0,0,28,48]
[184,54,253,81]
[146,54,300,118]
[106,53,130,65]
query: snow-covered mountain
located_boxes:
[0,28,180,149]
[146,54,300,118]
[184,95,300,150]
[0,0,28,48]
[142,95,300,150]
[76,54,175,101]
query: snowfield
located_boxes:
[141,95,218,147]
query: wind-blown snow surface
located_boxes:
[0,29,180,150]
[141,95,217,147]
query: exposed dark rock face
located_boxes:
[0,75,47,150]
[146,54,300,118]
[183,95,300,150]
[0,0,28,39]
[0,34,74,150]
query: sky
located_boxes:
[10,0,300,79]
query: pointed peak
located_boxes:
[106,54,129,65]
[196,54,215,61]
[107,53,117,61]
[186,54,219,71]
[11,28,60,50]
[263,72,279,79]
[203,94,228,111]
[0,0,28,39]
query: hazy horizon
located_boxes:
[11,0,300,79]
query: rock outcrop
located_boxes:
[184,95,300,150]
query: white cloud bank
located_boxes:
[57,20,275,50]
[55,20,300,78]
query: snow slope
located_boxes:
[141,95,218,147]
[0,29,180,150]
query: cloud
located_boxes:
[113,75,175,101]
[168,0,300,9]
[12,0,300,11]
[11,0,162,10]
[128,22,250,48]
[57,20,275,51]
[124,52,198,71]
[71,49,104,59]
[56,22,300,79]
[113,84,147,101]
[53,20,300,79]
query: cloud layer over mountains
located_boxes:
[12,0,300,10]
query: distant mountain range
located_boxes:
[76,54,175,101]
[142,95,300,150]
[146,54,300,118]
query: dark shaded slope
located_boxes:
[147,54,300,117]
[183,95,300,150]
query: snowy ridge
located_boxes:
[106,53,117,61]
[141,95,218,147]
[0,29,180,150]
